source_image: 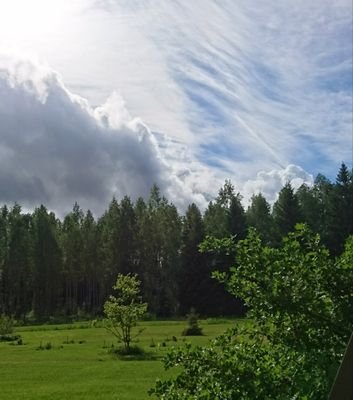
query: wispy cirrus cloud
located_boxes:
[74,0,352,181]
[134,0,352,176]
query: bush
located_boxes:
[0,314,14,335]
[36,341,52,350]
[108,344,152,360]
[182,308,203,336]
[0,334,21,342]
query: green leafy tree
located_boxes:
[103,273,147,352]
[151,226,353,399]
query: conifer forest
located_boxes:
[0,163,352,322]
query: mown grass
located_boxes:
[0,319,241,400]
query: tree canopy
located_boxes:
[151,226,353,399]
[0,163,352,321]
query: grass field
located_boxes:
[0,319,239,400]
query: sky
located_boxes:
[0,0,352,216]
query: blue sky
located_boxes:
[0,0,352,214]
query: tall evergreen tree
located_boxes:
[61,203,84,314]
[80,209,100,313]
[272,183,301,240]
[179,203,208,315]
[116,196,137,275]
[203,181,247,315]
[296,184,321,233]
[0,205,9,314]
[325,163,353,255]
[246,193,274,245]
[32,206,62,319]
[134,186,181,316]
[312,173,334,247]
[98,197,122,302]
[204,180,247,240]
[5,205,33,319]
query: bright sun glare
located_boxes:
[0,0,70,43]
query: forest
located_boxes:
[0,163,352,322]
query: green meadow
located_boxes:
[0,319,238,400]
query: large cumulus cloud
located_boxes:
[0,55,204,215]
[0,55,317,216]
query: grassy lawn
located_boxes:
[0,319,239,400]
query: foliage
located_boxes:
[0,333,21,342]
[0,314,14,335]
[182,308,203,336]
[151,226,353,399]
[103,273,147,352]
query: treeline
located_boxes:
[0,163,352,321]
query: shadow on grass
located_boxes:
[108,345,160,361]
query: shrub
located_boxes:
[0,334,21,342]
[182,308,203,336]
[36,341,52,350]
[108,344,149,360]
[0,314,14,335]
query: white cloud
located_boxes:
[242,165,314,206]
[2,0,350,179]
[86,0,350,176]
[1,0,351,217]
[0,54,210,215]
[0,54,317,216]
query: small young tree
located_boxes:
[182,308,203,336]
[0,314,14,335]
[103,273,147,352]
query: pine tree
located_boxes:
[272,183,301,240]
[32,206,62,319]
[61,203,84,315]
[5,205,33,319]
[325,163,353,255]
[179,204,207,315]
[246,193,274,245]
[0,205,9,314]
[80,210,99,313]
